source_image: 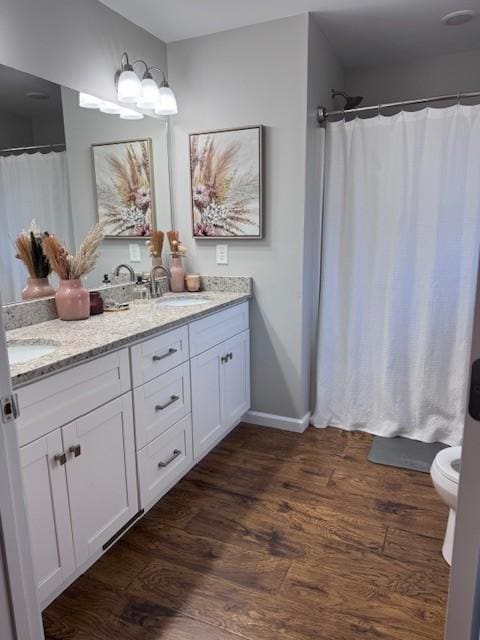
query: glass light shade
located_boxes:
[137,77,160,109]
[119,107,144,120]
[154,86,178,115]
[79,92,102,109]
[99,100,122,114]
[117,69,141,103]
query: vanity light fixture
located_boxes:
[78,92,143,120]
[116,51,178,115]
[117,52,142,103]
[99,100,123,115]
[119,106,144,120]
[79,92,103,109]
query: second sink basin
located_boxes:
[8,342,58,365]
[156,296,210,308]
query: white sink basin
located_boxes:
[156,296,209,308]
[8,342,57,365]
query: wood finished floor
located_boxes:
[43,424,450,640]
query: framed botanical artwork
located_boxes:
[189,125,263,239]
[92,138,155,238]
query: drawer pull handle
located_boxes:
[158,449,181,468]
[69,444,82,458]
[54,453,67,466]
[152,348,177,362]
[155,395,179,411]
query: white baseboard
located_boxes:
[243,410,311,433]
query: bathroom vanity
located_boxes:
[8,292,250,609]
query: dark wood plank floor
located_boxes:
[43,424,450,640]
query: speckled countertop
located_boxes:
[8,292,250,388]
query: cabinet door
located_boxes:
[62,394,138,566]
[191,344,224,459]
[222,329,251,429]
[20,430,75,605]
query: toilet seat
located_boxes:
[433,446,461,484]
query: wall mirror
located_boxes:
[0,63,173,305]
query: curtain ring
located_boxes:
[377,103,382,117]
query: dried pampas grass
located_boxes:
[147,230,164,258]
[15,220,51,278]
[42,221,105,281]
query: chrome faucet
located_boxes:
[150,264,171,298]
[113,263,136,283]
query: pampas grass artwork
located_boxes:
[189,126,262,238]
[92,139,155,238]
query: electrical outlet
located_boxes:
[216,244,229,265]
[129,244,141,262]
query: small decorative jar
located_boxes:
[55,279,90,321]
[170,255,185,293]
[22,277,56,301]
[89,291,104,316]
[185,274,201,292]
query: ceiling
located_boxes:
[0,64,62,119]
[99,0,480,68]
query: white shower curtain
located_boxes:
[0,151,73,304]
[312,105,480,446]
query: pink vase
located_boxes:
[170,255,185,293]
[55,279,90,321]
[22,277,56,301]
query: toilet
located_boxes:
[430,446,462,565]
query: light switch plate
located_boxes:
[216,244,229,265]
[129,244,141,262]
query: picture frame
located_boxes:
[92,138,156,239]
[189,125,263,239]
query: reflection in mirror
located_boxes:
[0,63,173,305]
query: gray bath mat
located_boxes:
[368,436,448,473]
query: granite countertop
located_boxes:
[8,291,250,388]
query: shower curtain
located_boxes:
[0,151,73,303]
[312,104,480,446]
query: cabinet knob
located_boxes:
[54,452,67,466]
[69,444,82,458]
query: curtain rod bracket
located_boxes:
[317,106,327,126]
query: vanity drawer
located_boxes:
[133,361,191,449]
[189,301,249,357]
[16,349,130,447]
[130,325,189,387]
[137,414,193,510]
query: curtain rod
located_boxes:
[0,143,65,153]
[317,90,480,125]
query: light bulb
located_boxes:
[100,100,122,114]
[117,69,141,103]
[119,107,144,120]
[154,85,178,116]
[79,92,102,109]
[137,77,160,109]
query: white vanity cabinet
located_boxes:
[15,299,250,608]
[20,430,76,605]
[190,303,250,459]
[20,392,137,607]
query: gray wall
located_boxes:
[0,0,167,105]
[61,87,172,287]
[303,17,344,411]
[0,111,33,150]
[0,0,170,286]
[346,48,480,107]
[167,14,343,420]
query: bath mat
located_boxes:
[368,436,448,473]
